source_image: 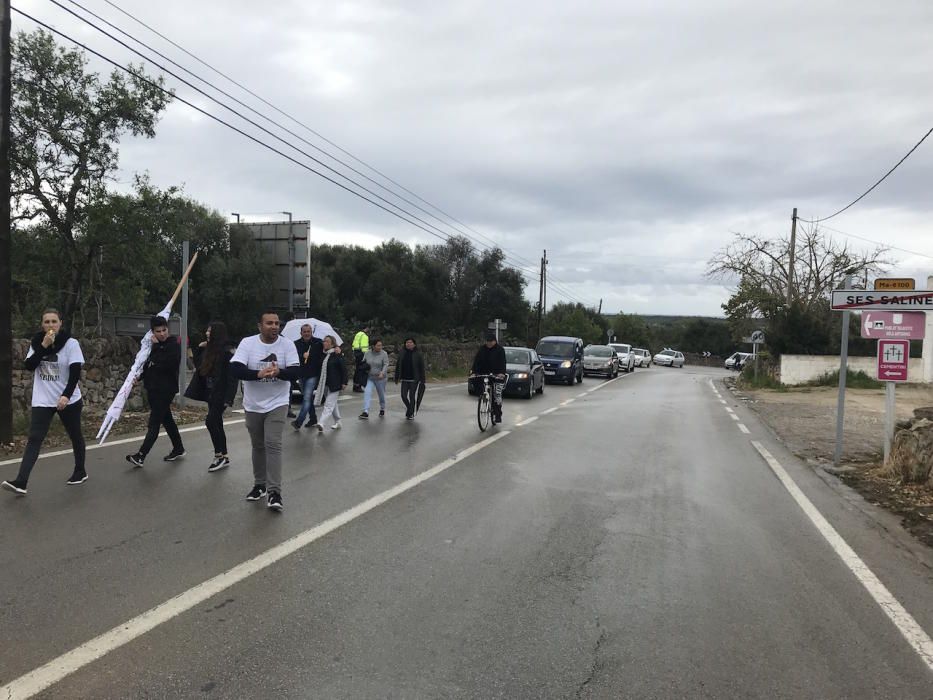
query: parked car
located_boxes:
[584,345,619,378]
[608,343,636,372]
[632,348,651,367]
[725,352,754,371]
[536,336,584,385]
[653,348,685,368]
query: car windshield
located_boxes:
[505,348,530,364]
[659,350,674,357]
[586,346,612,357]
[610,344,630,354]
[537,341,574,358]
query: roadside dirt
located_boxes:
[729,380,933,548]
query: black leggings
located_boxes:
[139,392,184,457]
[205,401,227,454]
[16,400,86,484]
[400,380,418,416]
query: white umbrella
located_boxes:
[281,318,343,346]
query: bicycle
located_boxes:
[472,373,506,432]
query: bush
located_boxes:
[807,369,882,389]
[736,357,785,390]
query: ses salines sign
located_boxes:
[831,290,933,311]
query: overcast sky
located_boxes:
[14,0,933,315]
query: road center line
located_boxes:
[540,407,559,415]
[561,399,575,406]
[751,441,933,673]
[0,430,513,699]
[516,416,538,427]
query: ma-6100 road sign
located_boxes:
[831,290,933,311]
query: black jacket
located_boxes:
[143,335,181,396]
[25,328,82,399]
[295,337,324,379]
[471,343,507,375]
[320,352,348,392]
[192,343,238,406]
[394,347,426,383]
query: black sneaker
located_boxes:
[267,491,283,512]
[126,453,145,468]
[291,420,302,431]
[379,410,385,417]
[316,424,324,433]
[163,449,186,462]
[359,411,369,420]
[246,484,267,501]
[287,409,297,418]
[305,419,317,428]
[1,479,27,496]
[208,456,230,473]
[66,471,88,485]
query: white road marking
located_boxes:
[725,407,735,414]
[516,416,539,427]
[737,423,750,434]
[0,430,513,699]
[719,399,727,405]
[561,399,575,406]
[729,414,740,421]
[540,407,559,415]
[0,420,246,467]
[751,441,933,673]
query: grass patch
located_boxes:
[737,372,786,391]
[427,365,470,381]
[807,369,883,389]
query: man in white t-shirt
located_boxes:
[230,310,300,512]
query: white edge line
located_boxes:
[750,441,933,672]
[724,407,735,414]
[719,399,727,405]
[1,430,513,699]
[516,416,539,427]
[729,414,740,421]
[737,423,750,434]
[540,407,559,415]
[561,399,575,406]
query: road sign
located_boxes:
[874,277,915,291]
[750,329,765,344]
[876,339,909,382]
[831,290,933,311]
[860,311,926,340]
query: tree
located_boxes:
[542,302,605,345]
[10,29,171,320]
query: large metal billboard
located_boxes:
[241,220,311,311]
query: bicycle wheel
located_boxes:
[477,389,490,432]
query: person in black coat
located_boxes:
[292,323,324,430]
[471,330,508,423]
[191,321,239,472]
[313,335,348,432]
[394,337,426,420]
[126,315,185,467]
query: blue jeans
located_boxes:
[362,377,387,413]
[294,377,319,425]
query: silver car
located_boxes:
[632,348,651,368]
[653,348,685,368]
[608,343,636,372]
[583,345,619,378]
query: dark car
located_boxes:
[502,347,545,399]
[535,336,584,385]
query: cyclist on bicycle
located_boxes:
[470,330,507,424]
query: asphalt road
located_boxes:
[1,366,932,699]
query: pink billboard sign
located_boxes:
[860,311,926,339]
[877,339,909,382]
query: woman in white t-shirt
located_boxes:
[2,309,87,496]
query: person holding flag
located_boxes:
[351,326,370,392]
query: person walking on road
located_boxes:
[292,323,323,430]
[190,321,238,473]
[351,326,370,392]
[394,337,426,420]
[471,330,508,424]
[125,316,186,468]
[2,309,87,496]
[315,335,348,432]
[359,338,389,419]
[230,310,300,512]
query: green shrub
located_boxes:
[807,368,882,389]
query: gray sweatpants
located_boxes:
[244,405,288,493]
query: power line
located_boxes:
[52,0,592,307]
[799,125,933,224]
[13,6,592,307]
[811,222,933,262]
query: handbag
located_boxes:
[183,371,209,402]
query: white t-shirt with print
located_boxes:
[27,337,84,408]
[231,334,299,413]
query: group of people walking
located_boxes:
[1,309,432,513]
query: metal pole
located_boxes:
[787,207,797,306]
[178,241,190,407]
[883,381,895,463]
[833,275,852,468]
[231,212,240,223]
[0,0,12,444]
[283,211,294,312]
[923,275,933,383]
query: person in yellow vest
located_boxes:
[351,326,370,392]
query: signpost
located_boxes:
[877,339,910,462]
[860,311,926,340]
[487,318,508,342]
[607,328,615,343]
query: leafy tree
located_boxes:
[542,302,605,345]
[10,29,171,321]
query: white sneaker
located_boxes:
[332,421,343,430]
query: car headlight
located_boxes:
[561,361,572,368]
[512,372,528,379]
[603,361,611,367]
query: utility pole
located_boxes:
[282,211,294,312]
[597,298,602,315]
[542,249,547,325]
[787,207,797,306]
[0,0,12,444]
[536,251,545,340]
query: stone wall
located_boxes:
[12,336,144,418]
[779,354,926,386]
